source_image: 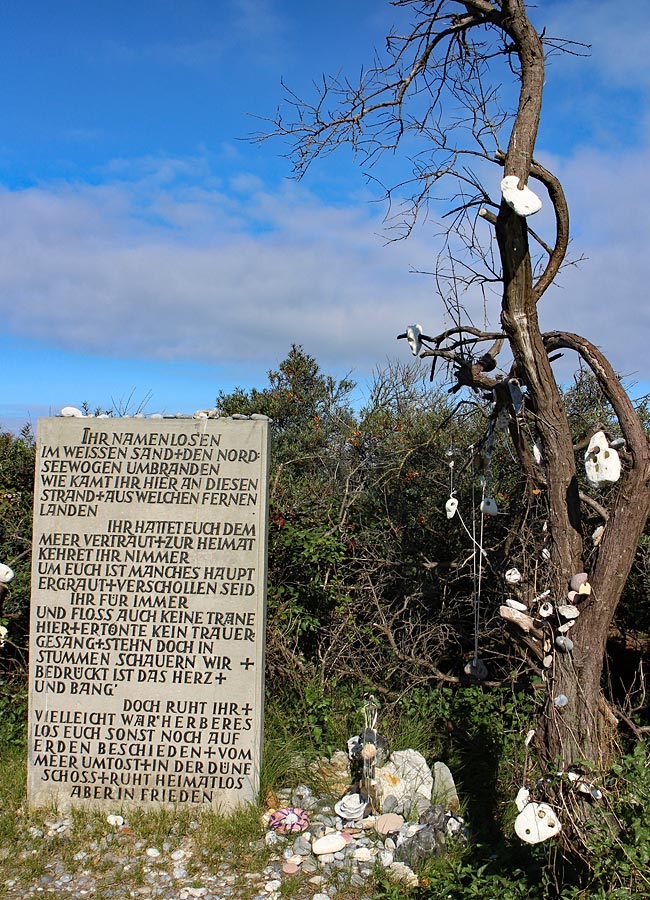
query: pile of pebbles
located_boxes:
[4,759,463,900]
[262,779,463,897]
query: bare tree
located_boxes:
[259,0,649,808]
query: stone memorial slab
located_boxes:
[27,416,269,811]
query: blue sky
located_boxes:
[1,0,649,432]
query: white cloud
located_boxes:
[534,137,650,382]
[0,137,647,396]
[0,168,442,374]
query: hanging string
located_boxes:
[474,478,486,667]
[471,471,477,665]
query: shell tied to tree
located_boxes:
[584,431,621,488]
[500,175,542,217]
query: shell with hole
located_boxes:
[515,802,561,844]
[445,496,458,519]
[584,430,621,488]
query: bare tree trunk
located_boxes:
[262,0,650,786]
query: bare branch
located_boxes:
[543,332,649,458]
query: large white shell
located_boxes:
[515,802,561,844]
[406,324,423,356]
[0,563,15,584]
[499,606,536,633]
[505,567,522,584]
[60,406,84,417]
[501,176,543,217]
[584,431,621,488]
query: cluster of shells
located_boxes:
[500,568,593,670]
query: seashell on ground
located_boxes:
[311,833,348,855]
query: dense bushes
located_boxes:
[0,347,648,896]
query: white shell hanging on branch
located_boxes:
[445,496,459,519]
[584,431,621,488]
[515,802,561,844]
[538,601,554,618]
[480,497,499,516]
[406,324,423,356]
[508,378,524,415]
[0,564,14,584]
[501,175,543,217]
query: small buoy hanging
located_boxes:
[464,658,488,679]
